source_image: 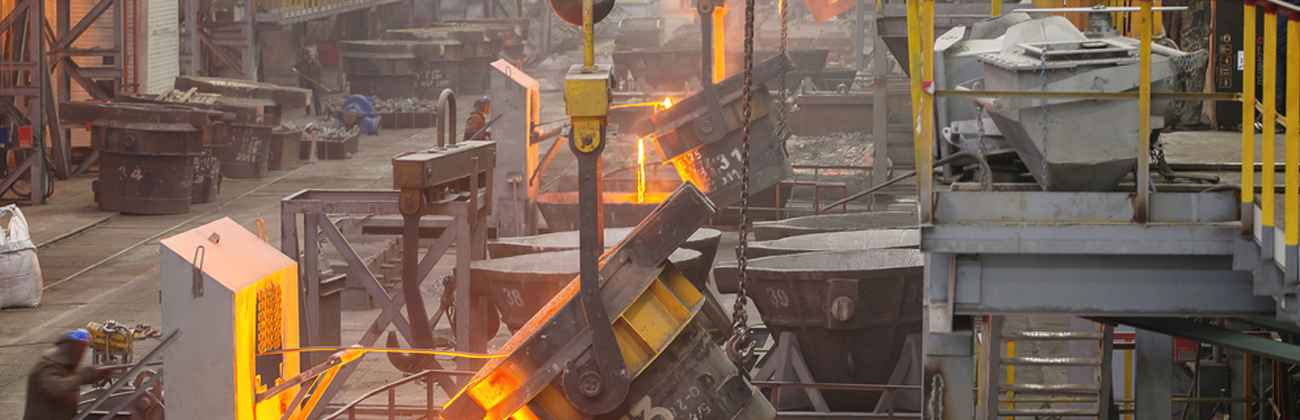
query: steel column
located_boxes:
[870,0,889,208]
[185,0,201,74]
[1134,330,1172,420]
[922,326,975,420]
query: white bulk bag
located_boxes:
[0,205,42,308]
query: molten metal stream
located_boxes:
[630,97,670,204]
[637,138,647,203]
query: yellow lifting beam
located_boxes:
[1263,3,1278,227]
[1244,0,1258,207]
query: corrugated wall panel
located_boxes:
[140,0,175,94]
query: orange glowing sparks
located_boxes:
[637,138,647,204]
[660,96,673,109]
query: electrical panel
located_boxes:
[159,217,300,420]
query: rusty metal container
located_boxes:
[488,226,721,260]
[191,155,222,204]
[473,248,702,332]
[74,103,214,215]
[612,47,702,91]
[299,131,359,160]
[714,228,919,292]
[748,229,919,258]
[618,17,664,48]
[216,123,273,178]
[339,40,419,98]
[268,127,301,171]
[746,249,923,411]
[536,191,669,231]
[752,211,917,241]
[487,227,721,288]
[638,55,793,211]
[173,76,310,115]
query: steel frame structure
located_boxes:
[907,2,1300,420]
[279,187,490,419]
[1,0,125,203]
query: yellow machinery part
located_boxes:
[465,264,704,420]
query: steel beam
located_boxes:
[1134,329,1171,420]
[54,0,115,51]
[923,224,1241,256]
[1095,317,1300,365]
[947,254,1273,316]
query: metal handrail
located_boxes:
[818,151,990,213]
[753,380,923,420]
[320,369,476,420]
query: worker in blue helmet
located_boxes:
[464,97,491,141]
[23,329,112,420]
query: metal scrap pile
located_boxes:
[371,97,437,113]
[284,122,358,143]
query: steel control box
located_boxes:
[159,217,300,420]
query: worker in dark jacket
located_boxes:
[464,97,491,141]
[295,47,324,116]
[23,329,111,420]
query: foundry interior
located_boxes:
[2,0,1300,419]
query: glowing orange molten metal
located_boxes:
[660,96,673,109]
[637,138,647,204]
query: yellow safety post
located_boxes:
[1006,341,1016,414]
[1287,11,1298,248]
[993,0,1001,17]
[1263,3,1278,229]
[1244,0,1257,209]
[1136,0,1152,222]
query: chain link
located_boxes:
[974,103,987,159]
[775,0,789,141]
[727,0,758,367]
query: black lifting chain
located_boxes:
[726,0,759,368]
[775,0,790,141]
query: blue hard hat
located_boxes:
[476,97,490,104]
[67,329,90,344]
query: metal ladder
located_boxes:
[979,316,1114,420]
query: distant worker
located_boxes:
[464,97,491,141]
[24,329,111,420]
[295,47,324,116]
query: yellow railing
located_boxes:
[253,0,368,16]
[906,0,1300,227]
